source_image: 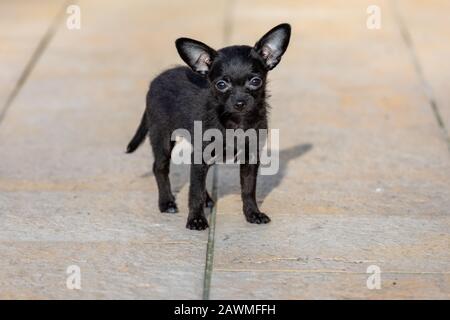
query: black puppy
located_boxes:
[127,23,291,230]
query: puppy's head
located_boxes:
[176,23,291,114]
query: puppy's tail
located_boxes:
[126,112,148,153]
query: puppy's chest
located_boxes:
[224,118,245,130]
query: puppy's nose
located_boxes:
[234,100,246,110]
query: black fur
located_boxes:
[127,23,291,230]
[126,112,148,153]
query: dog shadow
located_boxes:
[215,143,313,204]
[258,143,312,203]
[142,143,313,205]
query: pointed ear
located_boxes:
[175,38,218,75]
[253,23,291,70]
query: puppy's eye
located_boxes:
[215,80,229,92]
[249,77,262,88]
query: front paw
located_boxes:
[186,215,209,231]
[245,211,271,224]
[159,201,178,214]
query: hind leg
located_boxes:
[150,135,178,213]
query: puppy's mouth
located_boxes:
[219,108,253,120]
[230,108,253,115]
[231,110,248,115]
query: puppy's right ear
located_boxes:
[175,38,217,75]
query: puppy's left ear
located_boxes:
[175,38,218,75]
[253,23,291,70]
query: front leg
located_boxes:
[187,163,210,230]
[240,163,271,224]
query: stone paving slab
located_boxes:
[211,271,449,300]
[211,0,450,299]
[0,0,65,113]
[0,191,207,242]
[212,214,449,272]
[210,214,449,299]
[0,0,225,299]
[0,241,205,299]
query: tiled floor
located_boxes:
[0,0,448,299]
